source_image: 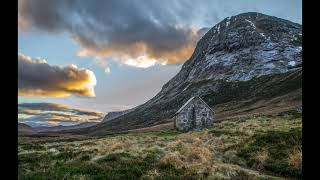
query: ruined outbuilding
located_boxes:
[173,96,214,132]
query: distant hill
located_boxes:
[101,109,133,123]
[18,122,98,135]
[18,123,36,135]
[63,12,302,136]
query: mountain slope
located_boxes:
[101,109,133,123]
[69,12,302,136]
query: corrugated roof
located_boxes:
[198,96,215,113]
[175,97,195,114]
[174,96,214,115]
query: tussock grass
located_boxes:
[19,112,301,179]
[160,133,212,170]
[288,148,302,170]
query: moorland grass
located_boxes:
[237,128,302,178]
[18,112,301,180]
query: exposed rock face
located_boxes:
[159,12,301,93]
[174,97,214,132]
[68,12,302,136]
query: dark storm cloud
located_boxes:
[18,53,97,97]
[18,0,204,65]
[18,0,301,67]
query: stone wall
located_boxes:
[175,98,214,132]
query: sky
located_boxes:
[18,0,302,127]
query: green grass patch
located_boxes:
[19,143,45,151]
[54,151,82,161]
[209,129,247,137]
[19,151,195,180]
[144,130,181,137]
[237,128,302,178]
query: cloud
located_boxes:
[18,0,301,68]
[18,108,42,115]
[18,102,104,127]
[91,58,111,74]
[18,102,103,117]
[18,53,97,97]
[18,102,69,110]
[18,0,206,67]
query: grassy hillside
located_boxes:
[18,111,301,179]
[69,68,301,136]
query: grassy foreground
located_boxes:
[18,111,302,180]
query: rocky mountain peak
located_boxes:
[161,12,302,94]
[68,13,302,136]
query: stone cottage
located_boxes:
[173,96,214,132]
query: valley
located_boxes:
[18,12,303,180]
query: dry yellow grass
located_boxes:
[288,148,302,170]
[19,113,301,179]
[254,149,269,170]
